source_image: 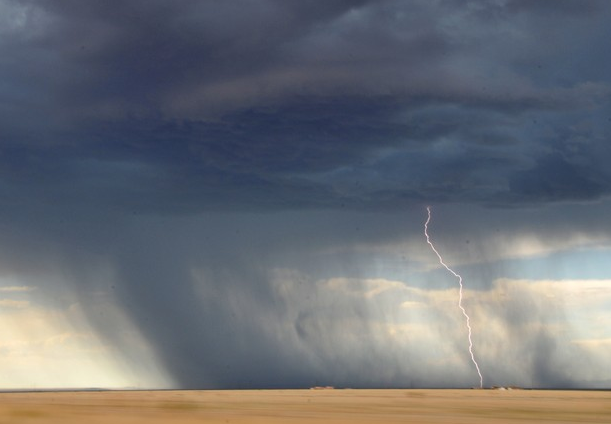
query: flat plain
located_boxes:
[0,389,609,423]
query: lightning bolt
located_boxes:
[424,206,484,388]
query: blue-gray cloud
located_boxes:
[1,0,611,389]
[1,0,610,214]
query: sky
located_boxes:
[0,0,610,390]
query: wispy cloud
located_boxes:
[0,286,36,292]
[0,299,29,309]
[572,338,611,347]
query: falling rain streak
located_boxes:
[424,206,484,388]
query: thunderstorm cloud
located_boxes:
[0,0,610,389]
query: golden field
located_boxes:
[0,388,609,423]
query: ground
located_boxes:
[0,389,608,423]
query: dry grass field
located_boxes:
[0,389,608,423]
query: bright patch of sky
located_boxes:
[0,276,171,390]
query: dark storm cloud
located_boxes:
[1,0,610,212]
[505,0,604,15]
[509,153,606,202]
[1,0,611,389]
